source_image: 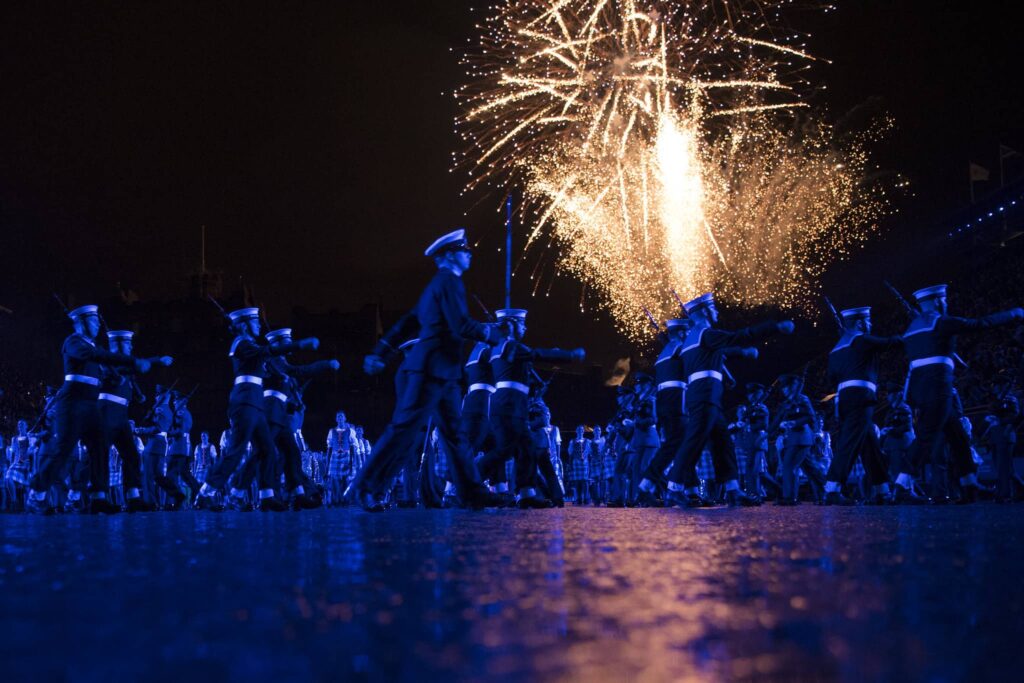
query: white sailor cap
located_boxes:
[839,307,871,320]
[106,330,134,341]
[913,284,947,302]
[265,328,292,342]
[495,308,527,321]
[228,307,260,323]
[424,228,469,258]
[683,293,715,314]
[68,305,99,320]
[665,318,688,330]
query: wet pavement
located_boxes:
[2,506,1023,682]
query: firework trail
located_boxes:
[456,0,896,338]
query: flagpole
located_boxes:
[505,194,512,309]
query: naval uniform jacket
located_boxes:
[654,339,687,417]
[392,269,495,381]
[97,366,143,423]
[490,339,575,418]
[262,356,335,428]
[59,333,136,402]
[827,332,902,407]
[462,341,495,417]
[228,336,302,409]
[902,310,1018,403]
[680,321,779,410]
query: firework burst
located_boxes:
[456,0,896,338]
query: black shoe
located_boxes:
[955,484,991,505]
[864,492,894,506]
[493,492,516,508]
[63,497,85,514]
[893,485,929,505]
[605,499,625,508]
[297,491,323,510]
[225,495,252,512]
[824,491,856,506]
[665,489,703,508]
[355,490,386,513]
[87,497,121,515]
[196,493,226,512]
[516,493,552,509]
[126,497,156,513]
[637,488,663,507]
[726,490,762,507]
[466,490,507,510]
[259,496,289,512]
[774,498,799,506]
[164,492,187,511]
[27,497,57,516]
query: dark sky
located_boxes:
[2,1,1022,352]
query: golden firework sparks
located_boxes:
[455,0,896,339]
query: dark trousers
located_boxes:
[204,403,278,492]
[157,456,200,498]
[826,401,889,487]
[668,404,738,488]
[485,412,536,493]
[102,418,143,491]
[781,444,825,501]
[643,412,686,487]
[354,371,485,500]
[30,398,106,493]
[908,391,976,479]
[237,422,312,492]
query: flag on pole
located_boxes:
[1000,144,1020,160]
[969,162,990,182]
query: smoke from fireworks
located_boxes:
[455,0,897,338]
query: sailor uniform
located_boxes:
[825,329,902,488]
[667,320,781,488]
[352,266,498,504]
[201,333,303,492]
[902,306,1021,482]
[97,365,146,497]
[30,332,138,496]
[642,334,687,488]
[478,338,576,496]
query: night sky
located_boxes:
[2,1,1022,352]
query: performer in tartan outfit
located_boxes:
[326,411,356,506]
[568,425,590,505]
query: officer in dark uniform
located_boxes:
[638,318,690,504]
[480,308,585,508]
[351,229,503,511]
[823,307,902,505]
[156,390,200,509]
[626,373,658,505]
[255,327,339,509]
[27,306,165,515]
[196,307,319,511]
[665,293,793,507]
[895,284,1023,504]
[136,386,173,506]
[99,330,171,512]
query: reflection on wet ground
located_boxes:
[2,506,1022,682]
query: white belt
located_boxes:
[98,393,129,406]
[657,380,686,391]
[157,432,167,439]
[688,370,723,383]
[263,389,288,402]
[235,375,263,386]
[838,380,876,393]
[65,374,100,386]
[496,381,529,395]
[468,383,496,394]
[909,356,954,371]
